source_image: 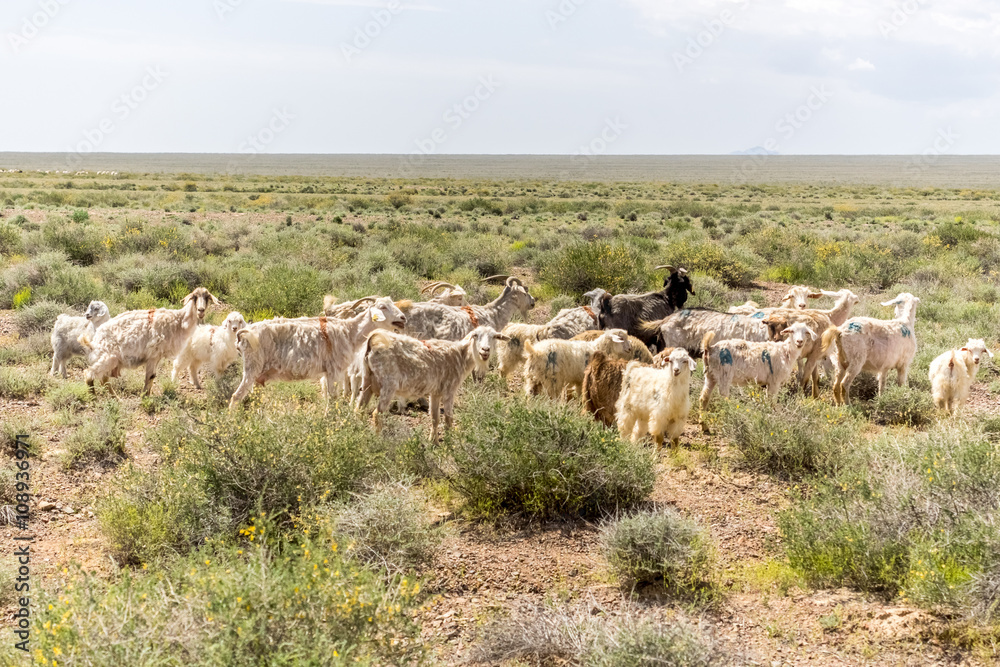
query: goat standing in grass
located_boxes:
[171,311,248,390]
[80,288,218,395]
[358,326,508,441]
[50,300,111,378]
[929,338,992,415]
[615,348,697,451]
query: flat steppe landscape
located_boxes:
[2,156,1000,665]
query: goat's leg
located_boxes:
[228,372,255,409]
[190,364,202,390]
[142,359,159,396]
[429,395,441,442]
[442,395,456,433]
[897,365,909,388]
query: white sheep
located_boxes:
[80,288,218,395]
[170,312,248,389]
[50,300,111,378]
[700,321,816,410]
[496,305,601,380]
[929,339,992,415]
[822,293,920,405]
[358,326,509,441]
[615,348,697,451]
[229,297,406,409]
[522,328,631,400]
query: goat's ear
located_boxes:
[688,357,697,371]
[880,298,899,307]
[494,333,510,341]
[370,309,386,322]
[808,292,823,298]
[210,293,220,305]
[779,328,792,336]
[988,349,995,359]
[183,292,193,304]
[610,334,625,343]
[961,347,970,352]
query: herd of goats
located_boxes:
[43,266,989,448]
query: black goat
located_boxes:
[589,266,694,347]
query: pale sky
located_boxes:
[2,0,998,155]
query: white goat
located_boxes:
[170,312,248,389]
[822,293,920,405]
[522,329,631,400]
[358,326,508,441]
[647,309,771,356]
[727,300,761,315]
[229,297,405,409]
[779,285,826,310]
[50,300,111,378]
[420,281,468,306]
[700,321,816,409]
[929,339,993,415]
[615,349,697,451]
[496,305,601,380]
[401,276,535,341]
[80,288,218,395]
[323,295,381,319]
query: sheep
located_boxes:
[50,300,111,378]
[570,330,654,364]
[229,297,406,409]
[522,329,631,400]
[615,348,697,451]
[929,339,993,415]
[589,266,689,345]
[402,276,535,341]
[728,300,761,315]
[496,304,601,380]
[170,312,248,389]
[761,289,860,397]
[358,326,508,441]
[700,321,816,410]
[80,288,218,395]
[822,293,920,406]
[644,308,771,356]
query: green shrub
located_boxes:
[71,208,90,223]
[0,365,49,399]
[62,400,128,469]
[440,392,655,519]
[8,532,424,667]
[13,298,64,336]
[600,509,714,594]
[541,241,648,298]
[0,223,23,256]
[46,381,92,412]
[99,399,388,564]
[711,394,860,478]
[662,240,758,288]
[330,481,443,576]
[232,263,329,317]
[857,385,935,427]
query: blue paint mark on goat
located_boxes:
[546,350,558,373]
[719,349,733,366]
[848,322,862,333]
[729,314,737,322]
[751,311,766,319]
[680,309,692,317]
[761,349,773,374]
[901,325,911,338]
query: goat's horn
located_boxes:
[654,265,676,273]
[420,282,445,294]
[431,282,458,296]
[350,296,377,308]
[506,276,523,287]
[480,275,510,283]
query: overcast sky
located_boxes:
[1,0,997,155]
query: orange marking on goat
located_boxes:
[461,306,479,327]
[319,317,330,346]
[147,309,156,325]
[583,305,598,322]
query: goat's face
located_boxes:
[780,322,816,349]
[85,300,109,321]
[780,285,823,310]
[468,327,508,364]
[880,293,920,318]
[507,279,535,319]
[369,297,406,331]
[224,312,248,333]
[667,348,696,377]
[184,287,219,320]
[963,338,993,366]
[604,329,632,354]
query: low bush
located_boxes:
[440,392,655,519]
[9,531,424,667]
[46,381,92,412]
[13,298,64,336]
[600,509,715,594]
[0,365,49,399]
[329,480,443,576]
[62,400,127,469]
[711,394,860,478]
[857,385,935,427]
[541,241,649,298]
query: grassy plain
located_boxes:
[2,167,1000,664]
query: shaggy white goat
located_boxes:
[171,312,248,389]
[522,328,631,400]
[496,305,601,380]
[401,276,534,341]
[929,339,992,414]
[615,348,697,451]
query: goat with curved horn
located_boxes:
[480,274,511,283]
[654,265,677,273]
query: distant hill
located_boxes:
[730,146,780,156]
